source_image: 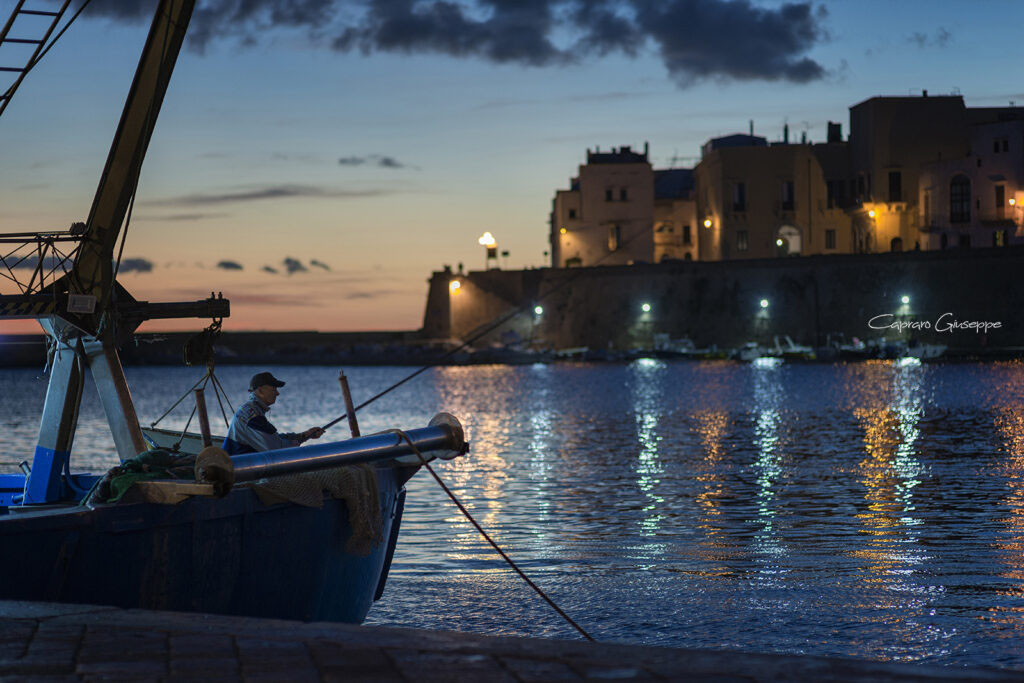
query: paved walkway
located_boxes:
[0,600,1019,681]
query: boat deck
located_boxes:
[0,600,1017,681]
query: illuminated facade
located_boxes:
[694,130,854,260]
[918,108,1024,249]
[550,145,693,267]
[548,94,1023,267]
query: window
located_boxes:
[605,188,613,201]
[825,229,836,249]
[565,256,582,267]
[890,237,903,252]
[940,233,948,249]
[732,182,746,211]
[826,180,843,209]
[996,185,1005,208]
[737,230,749,251]
[995,138,1009,153]
[608,225,621,251]
[856,175,865,199]
[959,234,971,248]
[568,208,577,219]
[924,190,931,226]
[888,171,901,202]
[994,230,1006,247]
[781,180,795,211]
[950,175,971,223]
[682,224,692,245]
[620,187,628,201]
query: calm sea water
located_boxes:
[2,360,1024,669]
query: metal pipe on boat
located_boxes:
[230,413,467,483]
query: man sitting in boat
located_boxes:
[223,372,326,455]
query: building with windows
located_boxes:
[918,107,1024,249]
[693,129,854,260]
[653,168,696,262]
[550,145,672,268]
[548,94,1023,268]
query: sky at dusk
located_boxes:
[1,0,1021,333]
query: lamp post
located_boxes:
[478,232,497,270]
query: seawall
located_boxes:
[426,246,1024,351]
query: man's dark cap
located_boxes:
[249,372,285,391]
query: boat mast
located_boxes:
[3,0,226,504]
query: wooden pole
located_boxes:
[194,388,212,447]
[338,371,360,438]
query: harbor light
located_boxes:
[534,305,543,316]
[703,217,712,228]
[760,299,769,309]
[641,302,651,313]
[449,280,461,295]
[901,295,910,305]
[478,231,498,269]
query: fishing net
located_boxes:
[252,464,384,556]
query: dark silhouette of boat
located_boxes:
[0,0,467,623]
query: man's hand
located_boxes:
[303,426,325,441]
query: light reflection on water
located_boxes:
[2,361,1024,667]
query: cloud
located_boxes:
[117,258,154,273]
[262,265,279,274]
[343,289,399,299]
[310,259,331,270]
[75,0,829,86]
[217,260,244,270]
[283,257,307,275]
[138,212,226,221]
[148,184,387,206]
[908,27,951,49]
[3,255,68,271]
[338,154,413,169]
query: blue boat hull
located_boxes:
[0,465,409,623]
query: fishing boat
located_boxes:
[0,0,467,623]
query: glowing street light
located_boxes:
[478,231,498,269]
[703,217,713,228]
[760,299,769,309]
[559,227,567,234]
[641,302,651,313]
[901,295,910,305]
[449,280,461,295]
[868,209,876,218]
[534,305,544,316]
[776,238,784,247]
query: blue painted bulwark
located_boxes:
[24,446,70,504]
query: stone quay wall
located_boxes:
[423,247,1024,352]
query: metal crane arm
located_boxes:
[69,0,196,321]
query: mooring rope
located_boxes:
[391,429,596,642]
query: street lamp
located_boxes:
[641,302,651,313]
[760,299,769,309]
[449,280,461,296]
[703,217,713,228]
[534,305,543,316]
[478,232,497,269]
[900,295,910,305]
